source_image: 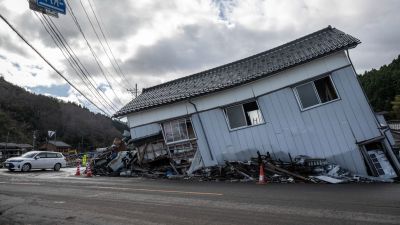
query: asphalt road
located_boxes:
[0,168,399,225]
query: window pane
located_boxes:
[187,120,196,139]
[37,153,47,158]
[314,76,338,103]
[178,119,189,140]
[163,122,174,143]
[296,82,319,109]
[172,120,181,142]
[243,101,264,125]
[225,105,246,129]
[47,153,57,158]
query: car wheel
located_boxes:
[21,163,31,172]
[54,163,61,171]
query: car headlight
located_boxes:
[10,160,23,163]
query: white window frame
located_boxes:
[160,117,197,145]
[293,75,340,111]
[223,100,265,131]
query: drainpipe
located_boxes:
[188,100,214,161]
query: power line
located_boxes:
[66,0,125,107]
[25,0,118,113]
[43,15,121,112]
[36,13,106,112]
[37,13,118,113]
[79,0,130,91]
[0,13,111,116]
[87,0,132,88]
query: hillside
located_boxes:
[359,55,400,118]
[0,76,127,149]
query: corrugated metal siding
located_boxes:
[130,123,161,140]
[192,66,381,175]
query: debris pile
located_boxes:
[189,152,396,183]
[89,137,396,183]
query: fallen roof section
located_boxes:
[115,26,360,117]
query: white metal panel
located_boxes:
[331,67,380,141]
[128,102,192,128]
[130,123,161,140]
[192,66,381,175]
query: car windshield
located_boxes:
[21,152,37,158]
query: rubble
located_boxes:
[88,136,397,184]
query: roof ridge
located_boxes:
[142,25,334,93]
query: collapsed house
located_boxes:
[114,26,400,180]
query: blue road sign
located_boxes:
[37,0,66,15]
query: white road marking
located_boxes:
[95,186,223,196]
[0,181,41,185]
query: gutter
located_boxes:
[188,100,215,161]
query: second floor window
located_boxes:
[294,76,339,110]
[224,101,264,130]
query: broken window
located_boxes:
[224,100,264,130]
[161,118,198,168]
[162,118,196,144]
[294,76,339,110]
[359,141,397,178]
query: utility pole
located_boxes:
[127,83,139,98]
[5,131,9,159]
[32,130,36,150]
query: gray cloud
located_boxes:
[0,34,29,56]
[122,22,294,80]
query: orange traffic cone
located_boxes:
[86,162,92,177]
[75,159,81,176]
[257,164,266,184]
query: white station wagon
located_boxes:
[4,151,67,172]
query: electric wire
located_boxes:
[79,0,130,91]
[87,0,133,88]
[24,0,118,113]
[66,0,125,107]
[38,13,118,113]
[44,15,121,111]
[0,13,112,116]
[35,13,103,112]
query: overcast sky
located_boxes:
[0,0,399,116]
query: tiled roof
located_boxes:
[115,26,360,117]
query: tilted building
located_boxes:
[115,26,400,178]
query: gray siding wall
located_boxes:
[191,66,381,175]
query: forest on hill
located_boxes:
[358,55,400,119]
[0,76,127,149]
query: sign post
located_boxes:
[37,0,66,15]
[29,0,59,18]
